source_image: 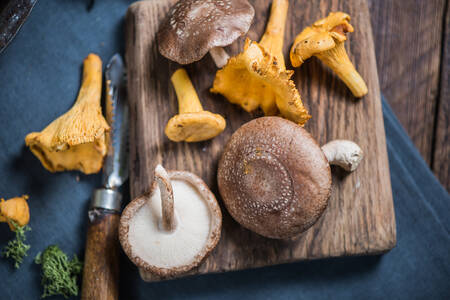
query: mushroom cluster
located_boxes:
[157,1,368,138]
[124,0,368,277]
[119,165,222,279]
[218,117,362,239]
[211,0,311,126]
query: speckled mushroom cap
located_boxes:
[157,0,255,64]
[217,117,331,239]
[119,170,222,279]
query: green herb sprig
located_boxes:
[1,220,31,268]
[35,245,83,299]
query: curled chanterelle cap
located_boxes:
[157,0,255,65]
[217,117,331,239]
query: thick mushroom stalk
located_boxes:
[290,12,368,98]
[25,54,109,174]
[209,47,231,69]
[165,68,226,142]
[154,165,176,232]
[211,0,311,126]
[259,0,288,70]
[321,140,363,172]
[0,195,30,231]
[157,0,255,68]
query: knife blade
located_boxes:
[89,53,129,212]
[82,53,128,300]
[103,53,129,189]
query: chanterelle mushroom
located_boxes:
[1,195,31,268]
[217,117,363,239]
[165,68,226,142]
[211,0,311,126]
[157,0,255,68]
[119,165,222,279]
[290,12,368,98]
[25,54,109,174]
[0,195,30,231]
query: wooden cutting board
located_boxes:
[125,0,396,281]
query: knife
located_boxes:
[81,54,128,300]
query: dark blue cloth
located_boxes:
[0,1,449,299]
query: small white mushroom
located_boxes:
[119,165,222,279]
[321,140,363,172]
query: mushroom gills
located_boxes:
[24,54,109,174]
[129,178,211,268]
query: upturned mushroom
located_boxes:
[119,165,222,279]
[165,68,226,142]
[217,117,363,239]
[0,195,30,230]
[25,54,109,174]
[157,0,255,68]
[1,195,31,268]
[210,0,311,126]
[290,12,368,98]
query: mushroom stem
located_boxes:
[259,0,289,69]
[154,165,176,232]
[209,47,230,69]
[171,68,204,114]
[76,54,103,107]
[316,42,368,97]
[321,140,363,172]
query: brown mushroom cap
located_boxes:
[217,117,331,239]
[157,0,255,64]
[119,170,222,279]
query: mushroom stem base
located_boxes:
[316,42,368,98]
[321,140,363,172]
[209,47,230,69]
[259,0,289,68]
[154,165,176,232]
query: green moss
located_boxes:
[1,220,31,268]
[35,245,83,299]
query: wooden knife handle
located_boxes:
[82,209,120,300]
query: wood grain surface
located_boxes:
[125,0,396,281]
[82,211,120,300]
[369,0,449,190]
[432,3,449,191]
